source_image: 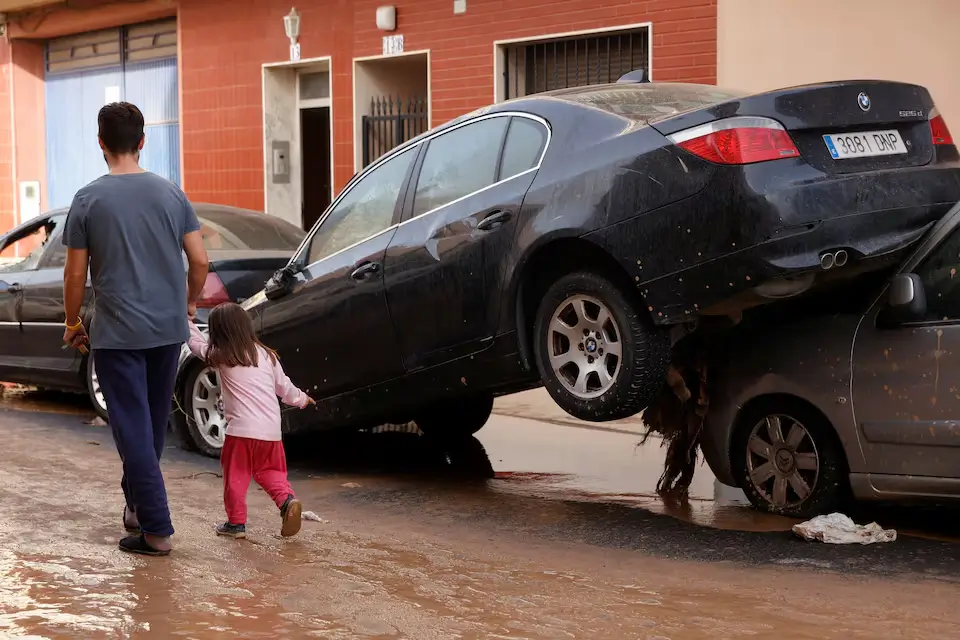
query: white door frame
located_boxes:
[492,22,655,103]
[261,55,334,224]
[352,49,432,173]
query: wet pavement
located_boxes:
[2,387,960,638]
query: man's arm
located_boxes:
[63,247,89,326]
[181,196,208,317]
[62,194,89,327]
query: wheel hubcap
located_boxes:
[547,294,622,400]
[746,414,820,509]
[89,362,107,412]
[191,367,225,449]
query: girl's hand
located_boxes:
[302,395,316,408]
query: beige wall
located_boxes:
[718,0,960,130]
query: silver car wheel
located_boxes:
[547,294,623,400]
[191,366,226,449]
[746,414,820,508]
[89,361,107,415]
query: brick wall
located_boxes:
[173,0,718,210]
[0,42,13,235]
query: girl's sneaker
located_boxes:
[216,522,246,538]
[280,495,302,538]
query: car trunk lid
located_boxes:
[652,80,938,175]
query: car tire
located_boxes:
[173,362,225,458]
[85,356,110,422]
[533,270,670,422]
[416,395,494,439]
[731,398,848,519]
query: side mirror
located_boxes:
[878,273,927,327]
[264,264,298,301]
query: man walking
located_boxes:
[62,102,209,556]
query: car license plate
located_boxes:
[822,130,907,160]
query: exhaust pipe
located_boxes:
[820,252,836,270]
[834,249,848,267]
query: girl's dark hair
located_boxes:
[204,302,277,368]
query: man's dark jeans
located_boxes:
[94,344,180,537]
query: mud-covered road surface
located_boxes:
[2,387,960,638]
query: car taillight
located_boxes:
[929,108,953,145]
[197,272,231,308]
[666,116,800,165]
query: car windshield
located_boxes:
[196,207,306,251]
[552,83,747,124]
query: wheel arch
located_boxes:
[729,393,850,477]
[510,235,650,372]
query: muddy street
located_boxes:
[1,389,960,639]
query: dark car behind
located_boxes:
[0,203,305,420]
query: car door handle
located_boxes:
[5,283,22,294]
[350,262,381,280]
[477,210,512,232]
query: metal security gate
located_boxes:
[45,20,179,208]
[501,27,650,101]
[361,95,428,167]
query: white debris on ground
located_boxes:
[302,511,327,523]
[792,513,897,545]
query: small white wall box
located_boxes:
[376,6,396,31]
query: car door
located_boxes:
[18,214,90,386]
[257,145,418,421]
[383,113,549,371]
[852,219,960,479]
[0,216,64,381]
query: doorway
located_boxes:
[300,106,331,231]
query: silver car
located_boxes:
[702,201,960,518]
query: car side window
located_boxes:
[411,117,509,217]
[498,117,547,180]
[37,216,69,269]
[306,147,415,266]
[915,227,960,321]
[0,217,65,273]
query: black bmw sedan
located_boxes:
[0,203,305,420]
[173,79,960,457]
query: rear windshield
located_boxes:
[196,207,306,251]
[553,83,747,124]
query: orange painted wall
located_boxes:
[179,0,717,211]
[0,41,13,234]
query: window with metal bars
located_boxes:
[501,27,650,101]
[45,19,177,75]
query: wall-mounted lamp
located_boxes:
[376,5,396,31]
[283,7,301,45]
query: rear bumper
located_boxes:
[588,157,960,324]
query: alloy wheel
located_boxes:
[745,414,820,509]
[547,294,623,400]
[191,366,226,449]
[89,362,107,415]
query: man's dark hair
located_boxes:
[98,102,145,155]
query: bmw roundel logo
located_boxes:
[857,92,871,112]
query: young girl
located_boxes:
[187,302,314,539]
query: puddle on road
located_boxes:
[478,415,797,534]
[0,386,94,419]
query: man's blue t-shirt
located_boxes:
[62,172,201,350]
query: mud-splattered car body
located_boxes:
[174,79,960,457]
[702,202,960,516]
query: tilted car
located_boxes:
[0,204,305,419]
[702,202,960,518]
[174,79,960,457]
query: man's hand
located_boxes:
[63,321,89,352]
[187,302,197,321]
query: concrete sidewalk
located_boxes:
[493,388,647,434]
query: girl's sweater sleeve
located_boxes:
[272,357,310,408]
[187,321,209,359]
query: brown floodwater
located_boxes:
[2,387,960,637]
